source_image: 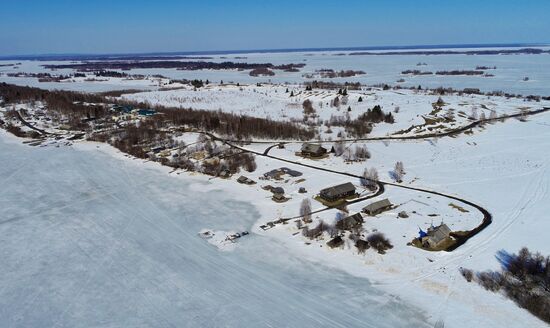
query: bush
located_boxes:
[459,267,474,282]
[5,124,27,137]
[465,248,550,324]
[367,232,393,254]
[302,99,315,115]
[476,271,502,292]
[355,239,370,254]
[302,220,332,239]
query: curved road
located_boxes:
[208,132,492,250]
[220,107,550,147]
[204,106,550,250]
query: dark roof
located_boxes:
[280,167,302,177]
[138,109,156,116]
[326,236,344,248]
[263,167,302,179]
[271,187,285,195]
[335,213,364,230]
[355,239,369,249]
[363,199,392,213]
[320,182,356,198]
[301,143,327,154]
[237,176,255,184]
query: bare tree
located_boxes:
[360,167,378,190]
[302,99,315,116]
[331,96,340,108]
[479,112,487,122]
[469,108,479,120]
[342,148,355,162]
[488,110,497,122]
[341,95,349,106]
[333,139,345,156]
[354,144,371,161]
[243,154,257,172]
[300,199,312,223]
[393,161,405,182]
[445,110,455,121]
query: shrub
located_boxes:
[302,99,315,115]
[465,248,550,324]
[476,271,502,292]
[367,232,393,254]
[460,267,474,282]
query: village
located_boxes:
[1,79,534,257]
[4,1,550,325]
[2,71,550,327]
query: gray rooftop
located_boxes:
[320,182,356,198]
[271,187,285,195]
[301,143,326,153]
[363,199,392,213]
[427,224,451,244]
[335,213,364,230]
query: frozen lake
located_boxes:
[0,136,429,328]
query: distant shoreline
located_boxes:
[1,42,549,61]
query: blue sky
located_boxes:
[1,0,549,55]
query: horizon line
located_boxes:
[1,42,549,60]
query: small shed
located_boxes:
[271,187,285,195]
[326,236,344,249]
[301,143,327,157]
[398,211,409,218]
[237,176,256,185]
[319,182,356,202]
[271,187,287,202]
[363,199,393,216]
[335,213,364,231]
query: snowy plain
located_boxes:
[1,47,550,327]
[2,45,550,95]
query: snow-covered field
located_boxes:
[242,114,550,328]
[1,47,550,327]
[121,84,550,137]
[2,46,550,95]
